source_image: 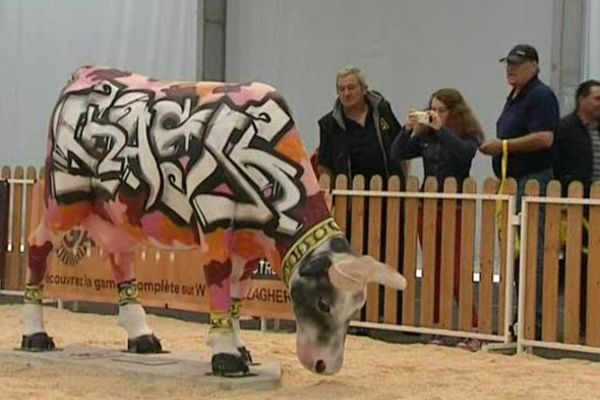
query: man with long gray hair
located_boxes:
[317,66,406,183]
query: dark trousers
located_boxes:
[515,168,553,339]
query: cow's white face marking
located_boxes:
[288,238,406,374]
[292,278,366,374]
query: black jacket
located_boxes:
[391,126,481,191]
[317,91,405,181]
[553,112,596,194]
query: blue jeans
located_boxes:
[515,168,553,338]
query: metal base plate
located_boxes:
[0,345,281,391]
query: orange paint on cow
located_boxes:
[275,132,306,165]
[233,230,281,272]
[48,202,92,232]
[202,229,230,264]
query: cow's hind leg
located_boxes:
[21,227,56,351]
[82,215,162,353]
[21,210,67,351]
[203,230,249,376]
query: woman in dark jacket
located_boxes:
[391,88,483,189]
[391,88,484,349]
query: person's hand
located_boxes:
[405,108,418,131]
[479,139,503,156]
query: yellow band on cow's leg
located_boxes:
[231,298,243,340]
[231,298,242,320]
[117,280,140,306]
[210,311,233,334]
[24,285,44,305]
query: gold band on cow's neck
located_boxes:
[24,285,44,305]
[282,217,342,287]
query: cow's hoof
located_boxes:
[211,353,250,377]
[127,334,163,353]
[237,346,254,364]
[20,332,56,352]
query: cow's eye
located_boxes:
[317,298,330,314]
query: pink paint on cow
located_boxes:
[213,183,234,196]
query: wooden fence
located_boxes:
[1,165,598,355]
[516,180,600,354]
[1,165,37,292]
[319,173,516,343]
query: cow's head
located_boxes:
[288,236,406,374]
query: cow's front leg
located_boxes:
[229,231,278,365]
[230,298,252,364]
[229,254,265,364]
[207,309,249,376]
[205,281,249,376]
[203,231,249,376]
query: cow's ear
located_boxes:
[329,255,406,292]
[298,254,331,278]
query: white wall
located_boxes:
[226,0,555,181]
[0,0,198,167]
[585,0,600,79]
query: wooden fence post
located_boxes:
[524,180,541,340]
[586,183,600,346]
[541,181,562,342]
[479,178,499,334]
[563,181,584,344]
[458,178,477,332]
[420,177,437,328]
[383,175,402,325]
[401,176,419,326]
[439,177,457,329]
[365,175,382,322]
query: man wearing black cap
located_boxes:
[480,44,559,180]
[480,44,559,340]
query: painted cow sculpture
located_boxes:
[23,66,407,375]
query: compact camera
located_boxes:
[413,111,431,124]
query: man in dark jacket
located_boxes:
[480,44,559,340]
[317,66,405,183]
[552,79,600,337]
[554,79,600,195]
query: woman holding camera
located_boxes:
[391,88,483,350]
[391,88,483,189]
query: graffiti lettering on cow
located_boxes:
[50,81,304,238]
[189,101,301,235]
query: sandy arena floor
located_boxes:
[1,304,600,399]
